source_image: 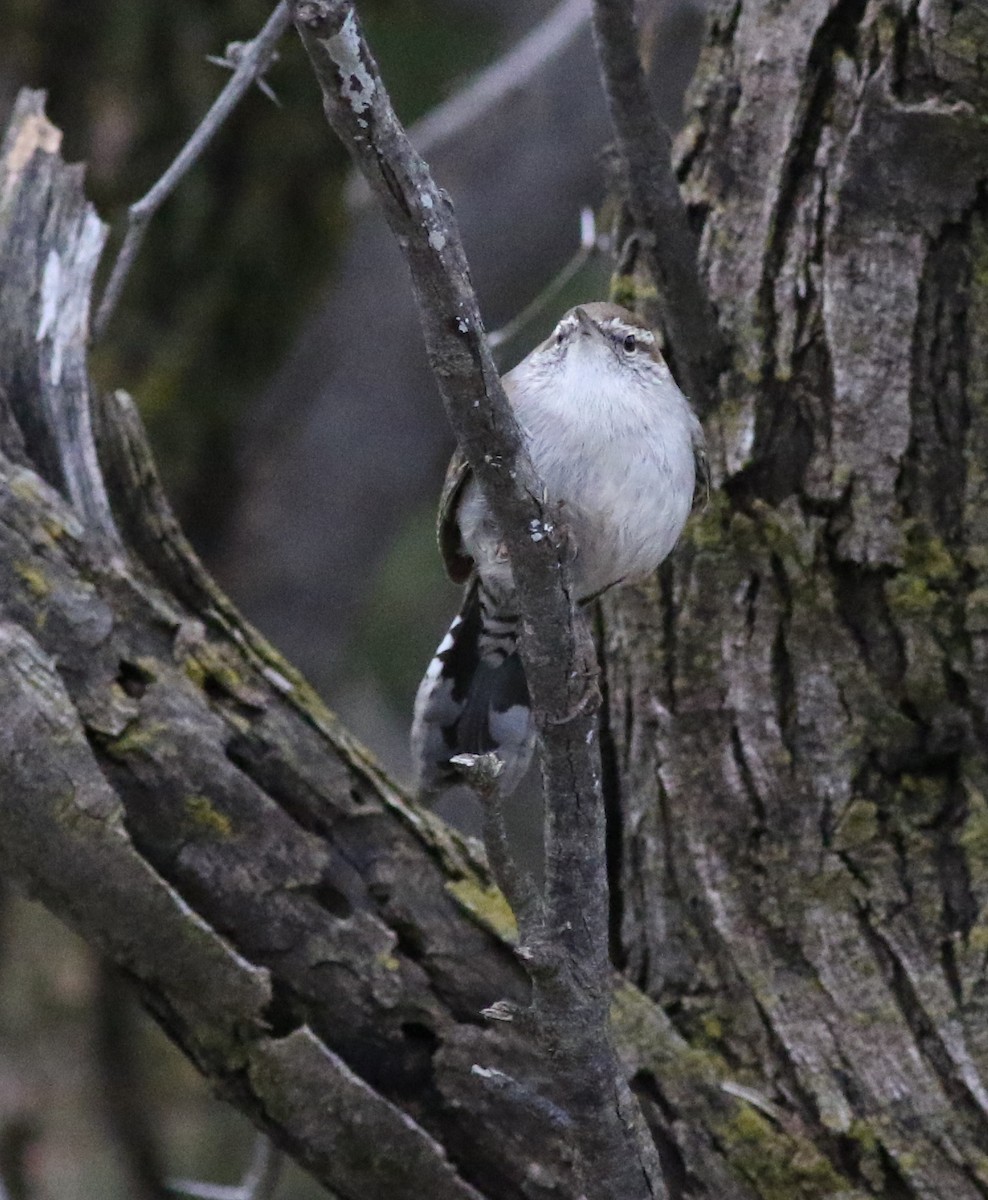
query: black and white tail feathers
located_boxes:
[411,579,535,800]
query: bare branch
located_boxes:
[589,0,723,412]
[93,2,292,339]
[291,3,664,1196]
[451,753,543,937]
[206,43,283,107]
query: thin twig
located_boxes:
[93,2,292,340]
[589,0,723,412]
[292,4,665,1196]
[168,1135,283,1200]
[488,207,603,350]
[207,42,283,106]
[345,0,592,209]
[450,753,543,936]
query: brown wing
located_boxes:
[437,446,474,583]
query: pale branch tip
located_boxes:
[167,1135,283,1200]
[488,208,604,350]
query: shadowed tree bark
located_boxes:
[0,0,986,1195]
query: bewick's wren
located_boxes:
[412,302,707,799]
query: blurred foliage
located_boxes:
[353,501,456,706]
[0,0,494,549]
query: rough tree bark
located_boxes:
[0,0,986,1197]
[0,88,755,1200]
[602,0,988,1196]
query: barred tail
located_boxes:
[411,579,535,801]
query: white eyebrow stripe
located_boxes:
[604,320,655,343]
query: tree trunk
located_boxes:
[1,0,987,1194]
[604,0,988,1195]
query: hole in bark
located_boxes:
[263,990,299,1039]
[401,1021,439,1056]
[393,921,426,963]
[383,1021,440,1102]
[313,881,353,919]
[202,673,232,705]
[117,659,153,699]
[367,879,391,904]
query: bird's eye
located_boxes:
[556,329,566,345]
[623,333,637,353]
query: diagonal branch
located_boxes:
[93,2,292,339]
[589,0,723,413]
[291,3,664,1196]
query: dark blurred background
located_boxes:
[0,0,704,1194]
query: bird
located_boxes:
[411,301,707,800]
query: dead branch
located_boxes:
[94,2,292,338]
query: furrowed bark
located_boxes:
[603,1,988,1196]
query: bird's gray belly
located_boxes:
[460,438,692,603]
[559,460,688,598]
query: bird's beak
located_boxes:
[574,306,605,342]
